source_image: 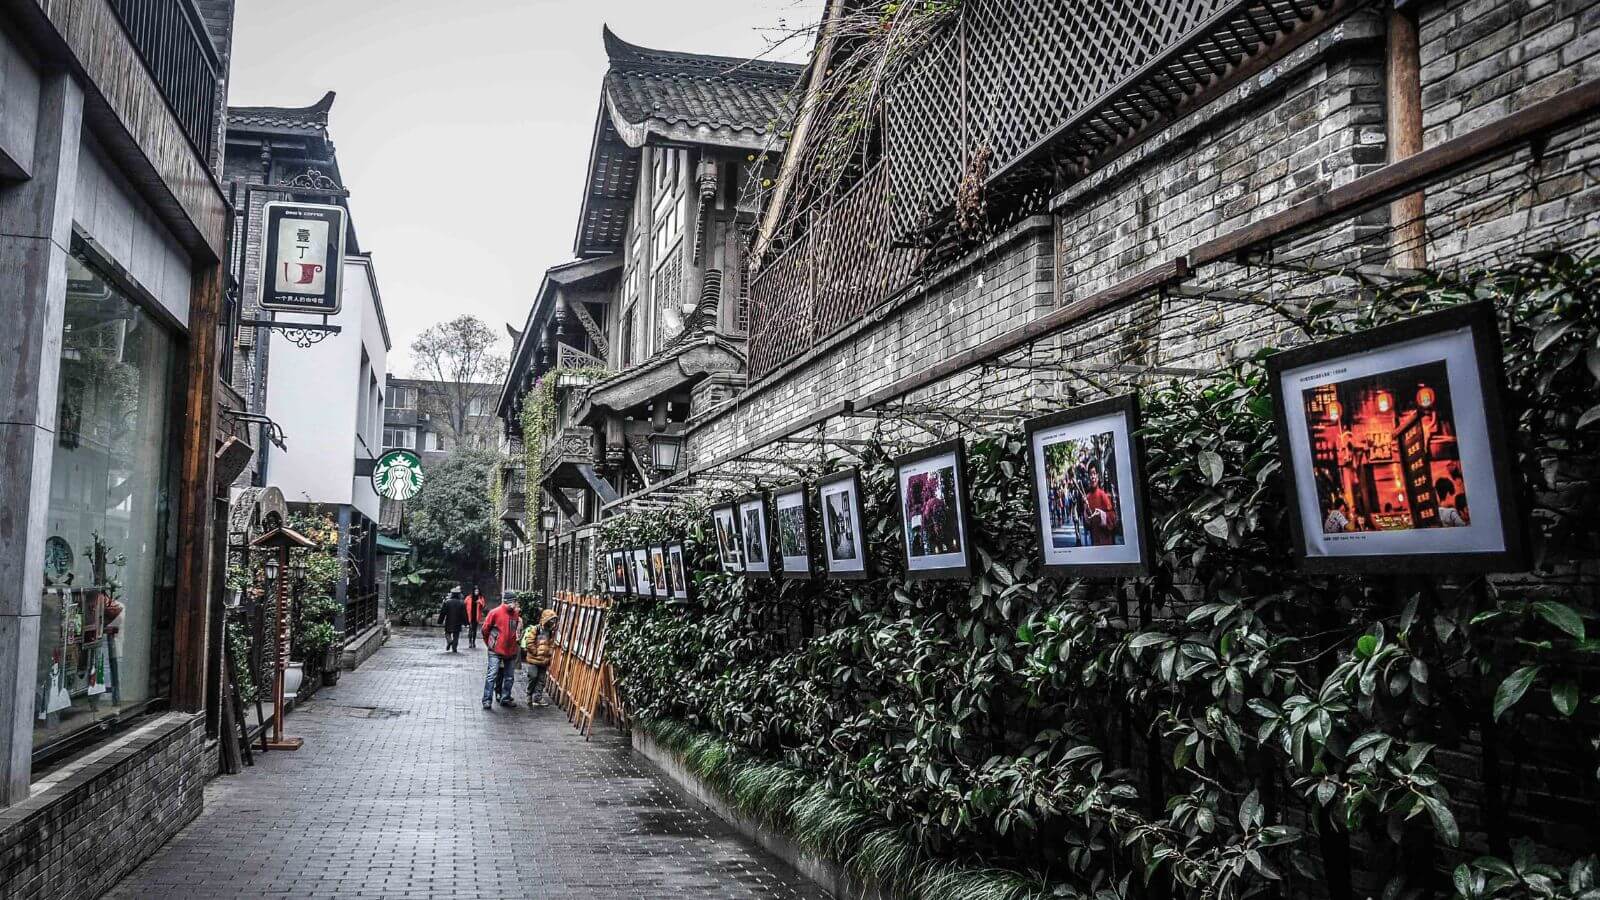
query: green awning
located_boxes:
[376,534,410,556]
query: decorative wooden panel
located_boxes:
[748,0,1344,380]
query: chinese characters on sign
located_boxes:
[258,202,347,315]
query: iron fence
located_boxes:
[105,0,222,160]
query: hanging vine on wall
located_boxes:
[597,252,1600,900]
[519,367,612,504]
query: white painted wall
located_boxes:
[266,253,390,516]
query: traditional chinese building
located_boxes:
[496,28,801,596]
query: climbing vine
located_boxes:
[601,253,1600,899]
[519,366,611,503]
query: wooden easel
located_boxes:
[546,592,622,739]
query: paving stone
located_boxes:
[102,629,830,900]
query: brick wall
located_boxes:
[0,714,211,900]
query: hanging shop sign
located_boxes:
[771,483,815,580]
[1266,302,1526,573]
[258,202,347,315]
[665,542,692,600]
[894,439,977,580]
[1024,394,1154,578]
[372,449,425,501]
[737,494,774,578]
[816,468,870,580]
[711,503,744,574]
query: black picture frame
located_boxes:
[893,439,977,580]
[665,542,693,600]
[711,502,744,573]
[607,549,629,595]
[771,482,815,580]
[648,544,671,598]
[1023,394,1154,579]
[629,546,655,595]
[816,467,871,580]
[737,493,774,577]
[1266,301,1527,574]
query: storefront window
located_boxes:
[34,251,180,756]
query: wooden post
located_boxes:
[172,261,225,712]
[1387,2,1427,269]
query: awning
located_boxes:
[375,534,410,556]
[572,335,743,425]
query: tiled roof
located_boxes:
[575,29,804,257]
[601,27,803,146]
[227,91,335,133]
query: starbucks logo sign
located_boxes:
[372,449,425,501]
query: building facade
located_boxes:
[0,0,239,894]
[496,28,800,597]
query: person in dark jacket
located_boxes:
[480,597,522,709]
[437,588,467,652]
[464,585,486,649]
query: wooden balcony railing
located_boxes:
[747,0,1349,380]
[106,0,222,161]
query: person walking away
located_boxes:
[481,597,522,709]
[438,588,467,652]
[464,585,485,649]
[521,609,558,707]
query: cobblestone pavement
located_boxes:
[103,628,832,900]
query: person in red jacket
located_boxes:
[480,597,522,709]
[464,585,486,649]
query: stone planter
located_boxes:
[321,648,342,685]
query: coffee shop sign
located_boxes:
[258,202,347,315]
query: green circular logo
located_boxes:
[372,449,425,501]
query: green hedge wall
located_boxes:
[600,254,1600,900]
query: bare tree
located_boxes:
[410,316,509,452]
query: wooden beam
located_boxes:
[172,261,225,713]
[1386,3,1427,269]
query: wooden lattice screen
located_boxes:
[747,0,1347,381]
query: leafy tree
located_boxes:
[409,315,508,452]
[407,448,501,593]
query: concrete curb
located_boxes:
[631,728,889,900]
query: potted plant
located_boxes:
[301,621,341,686]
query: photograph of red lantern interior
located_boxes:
[1301,360,1468,534]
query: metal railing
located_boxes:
[106,0,222,161]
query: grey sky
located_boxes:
[229,1,815,376]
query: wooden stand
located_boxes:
[546,592,624,739]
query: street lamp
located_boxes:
[251,524,318,752]
[541,509,557,534]
[649,432,683,475]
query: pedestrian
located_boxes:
[480,596,522,709]
[464,584,485,649]
[521,608,558,707]
[437,587,467,653]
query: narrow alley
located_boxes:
[103,630,829,900]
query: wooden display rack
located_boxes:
[545,592,625,738]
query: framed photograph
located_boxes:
[772,483,814,579]
[649,545,670,598]
[737,494,773,576]
[894,439,977,580]
[1267,302,1526,573]
[816,468,870,579]
[665,542,692,600]
[607,550,629,595]
[711,503,744,573]
[629,546,655,596]
[1025,394,1153,578]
